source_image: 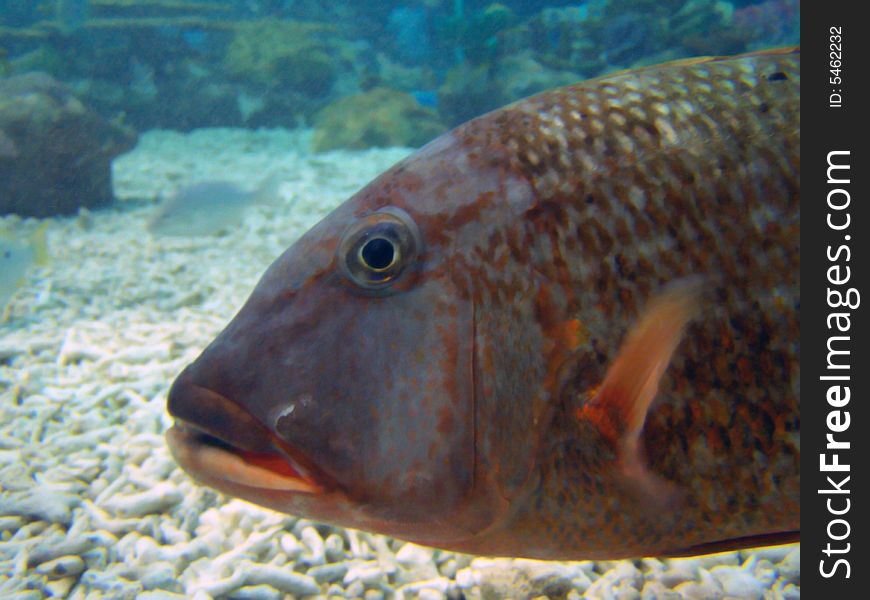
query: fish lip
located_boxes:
[167,419,330,495]
[166,375,335,493]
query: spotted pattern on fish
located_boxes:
[445,48,799,557]
[166,48,799,560]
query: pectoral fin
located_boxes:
[577,280,702,504]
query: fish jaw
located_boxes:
[166,426,321,494]
[165,378,388,529]
[165,377,327,497]
[163,313,491,544]
[165,421,372,526]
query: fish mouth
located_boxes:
[167,423,323,494]
[166,381,327,495]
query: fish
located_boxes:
[165,47,800,560]
[1,223,49,312]
[148,173,285,237]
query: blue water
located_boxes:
[0,0,799,131]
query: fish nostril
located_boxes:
[273,393,313,437]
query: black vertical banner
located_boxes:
[803,2,870,596]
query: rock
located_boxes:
[496,53,582,101]
[324,532,346,562]
[397,577,450,599]
[102,482,183,517]
[82,546,109,570]
[308,562,350,584]
[299,525,326,566]
[80,569,144,598]
[748,558,777,587]
[437,62,503,127]
[417,588,446,600]
[569,571,593,594]
[438,558,458,579]
[0,72,137,217]
[374,53,436,93]
[0,515,25,532]
[779,582,801,600]
[673,569,723,600]
[140,561,178,591]
[709,565,765,600]
[345,580,365,598]
[243,564,320,597]
[139,592,188,600]
[777,547,800,584]
[584,561,643,599]
[514,559,578,597]
[228,584,283,600]
[343,561,388,587]
[395,543,433,566]
[26,532,102,567]
[223,20,341,95]
[0,488,79,525]
[279,533,303,560]
[659,559,699,588]
[34,555,85,578]
[394,542,439,583]
[640,580,683,600]
[1,592,42,600]
[43,577,77,598]
[312,88,445,152]
[457,559,540,599]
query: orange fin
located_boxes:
[578,279,703,503]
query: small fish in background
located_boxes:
[148,173,286,237]
[0,224,49,314]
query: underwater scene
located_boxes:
[1,1,799,599]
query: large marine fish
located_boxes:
[166,48,800,560]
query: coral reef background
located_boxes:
[1,0,799,139]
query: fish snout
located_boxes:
[166,369,325,495]
[166,370,274,453]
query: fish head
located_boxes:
[166,130,543,546]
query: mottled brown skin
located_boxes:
[167,48,799,559]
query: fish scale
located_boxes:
[451,48,799,558]
[166,48,800,560]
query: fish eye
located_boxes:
[337,207,421,290]
[359,237,396,271]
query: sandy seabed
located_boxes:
[0,128,799,599]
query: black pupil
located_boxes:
[361,237,395,270]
